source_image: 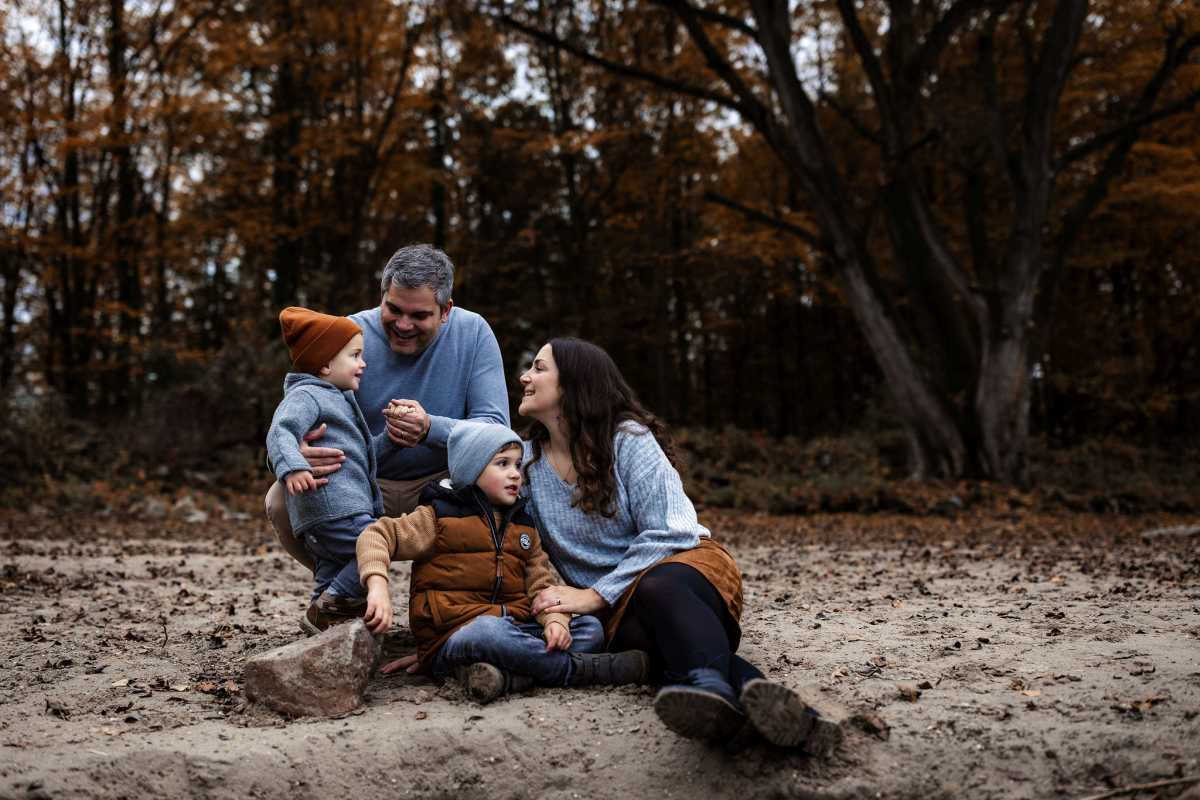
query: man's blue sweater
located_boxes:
[348,304,509,481]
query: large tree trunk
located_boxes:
[268,0,302,310]
[108,0,142,409]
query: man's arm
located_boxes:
[424,318,509,447]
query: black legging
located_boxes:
[609,562,764,691]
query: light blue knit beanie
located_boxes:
[448,422,522,488]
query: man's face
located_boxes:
[379,284,451,356]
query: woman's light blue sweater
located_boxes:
[523,423,709,606]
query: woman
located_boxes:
[519,337,819,747]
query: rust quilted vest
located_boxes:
[409,484,542,668]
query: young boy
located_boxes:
[267,306,385,635]
[356,421,648,703]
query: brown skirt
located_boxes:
[600,537,745,646]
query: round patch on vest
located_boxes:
[519,533,532,550]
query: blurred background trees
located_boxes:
[1,0,1197,488]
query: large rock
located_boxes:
[244,621,380,717]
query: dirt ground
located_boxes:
[1,494,1198,800]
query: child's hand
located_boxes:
[380,654,420,675]
[285,470,318,495]
[363,575,393,634]
[543,619,572,652]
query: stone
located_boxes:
[897,682,922,701]
[244,620,380,717]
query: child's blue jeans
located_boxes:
[432,613,605,686]
[300,512,374,602]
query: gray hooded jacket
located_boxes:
[266,373,387,536]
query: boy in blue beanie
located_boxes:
[267,307,386,635]
[356,421,648,703]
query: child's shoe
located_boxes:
[300,592,367,636]
[653,667,746,742]
[454,663,534,704]
[567,650,650,687]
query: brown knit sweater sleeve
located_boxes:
[524,531,571,631]
[356,505,437,587]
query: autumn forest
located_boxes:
[2,0,1198,488]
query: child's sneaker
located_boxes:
[300,592,367,636]
[454,663,534,704]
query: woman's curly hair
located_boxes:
[523,337,676,517]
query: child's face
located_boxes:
[320,333,366,391]
[476,444,523,506]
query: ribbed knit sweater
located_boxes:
[348,304,509,481]
[523,423,710,606]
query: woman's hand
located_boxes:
[532,585,606,615]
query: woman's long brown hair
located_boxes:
[523,337,676,517]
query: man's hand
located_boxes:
[543,619,572,652]
[284,470,318,495]
[532,585,606,615]
[298,424,346,479]
[363,575,393,634]
[383,400,431,448]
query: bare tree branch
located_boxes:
[905,0,1015,87]
[704,191,823,248]
[1056,30,1200,170]
[492,11,745,114]
[654,0,773,130]
[818,90,881,144]
[1057,88,1200,169]
[668,1,758,39]
[834,0,899,148]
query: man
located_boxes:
[265,244,509,573]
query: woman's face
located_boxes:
[518,343,562,420]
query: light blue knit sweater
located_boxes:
[266,373,386,536]
[349,305,509,481]
[523,423,709,605]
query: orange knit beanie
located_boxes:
[279,307,362,375]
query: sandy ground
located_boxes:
[0,499,1198,800]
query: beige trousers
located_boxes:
[264,470,450,573]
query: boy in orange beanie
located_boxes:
[267,307,387,634]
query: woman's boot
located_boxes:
[653,667,745,741]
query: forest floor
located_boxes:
[0,490,1198,800]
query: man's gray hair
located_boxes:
[380,244,454,306]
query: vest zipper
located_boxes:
[474,491,505,604]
